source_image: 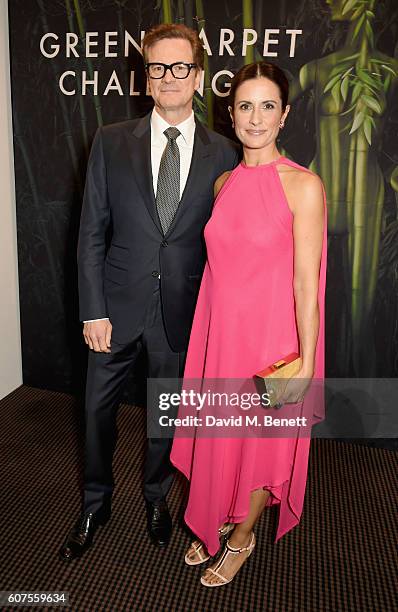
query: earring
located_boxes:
[231,121,235,127]
[279,122,284,129]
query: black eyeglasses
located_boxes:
[145,62,197,79]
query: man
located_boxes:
[59,23,239,561]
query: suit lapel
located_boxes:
[124,113,163,236]
[164,118,216,238]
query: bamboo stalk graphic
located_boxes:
[72,0,103,126]
[176,0,185,24]
[65,0,89,156]
[37,0,82,194]
[195,0,214,127]
[255,0,264,38]
[116,1,132,119]
[316,0,398,372]
[346,0,386,367]
[242,0,254,65]
[162,0,173,23]
[184,0,195,27]
[13,109,64,313]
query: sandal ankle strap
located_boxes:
[226,532,255,554]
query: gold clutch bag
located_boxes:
[255,352,302,408]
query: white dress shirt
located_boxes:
[84,109,196,323]
[150,107,195,198]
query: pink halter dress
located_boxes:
[170,156,327,556]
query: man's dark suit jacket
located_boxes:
[77,112,240,352]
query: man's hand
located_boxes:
[83,320,112,352]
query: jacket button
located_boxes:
[161,240,168,247]
[152,270,159,277]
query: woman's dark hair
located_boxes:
[229,62,289,111]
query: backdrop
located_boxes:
[8,0,398,401]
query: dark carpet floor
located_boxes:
[0,385,397,611]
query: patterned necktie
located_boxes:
[156,127,181,235]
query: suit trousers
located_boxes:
[83,282,186,516]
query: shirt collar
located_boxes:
[150,108,195,147]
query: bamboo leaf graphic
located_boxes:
[363,116,372,145]
[370,58,394,68]
[370,71,382,81]
[341,75,350,101]
[340,120,352,133]
[365,20,374,46]
[381,64,397,76]
[349,110,365,134]
[357,68,379,91]
[351,81,362,102]
[340,103,357,116]
[383,73,392,92]
[351,5,365,20]
[341,66,354,80]
[362,94,381,114]
[352,13,366,41]
[324,73,342,93]
[340,53,360,62]
[331,81,341,108]
[342,0,358,15]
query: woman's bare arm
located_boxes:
[290,172,325,377]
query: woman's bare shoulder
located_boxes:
[279,165,323,214]
[214,171,232,197]
[279,164,323,191]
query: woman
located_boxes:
[170,61,327,587]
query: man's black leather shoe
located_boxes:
[146,500,172,547]
[59,511,109,562]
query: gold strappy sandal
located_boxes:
[200,531,256,587]
[184,523,235,566]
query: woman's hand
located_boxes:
[278,368,313,405]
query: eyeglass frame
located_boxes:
[145,62,198,79]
